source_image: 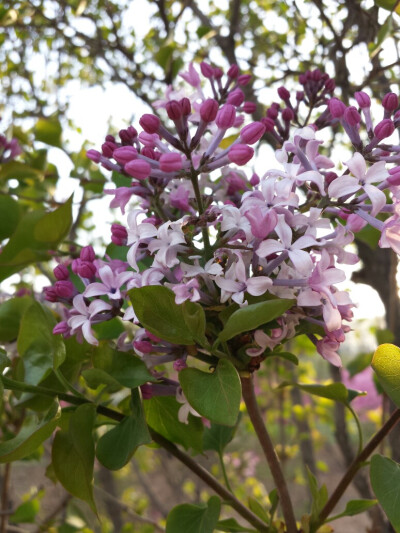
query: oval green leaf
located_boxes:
[166,496,221,533]
[372,344,400,407]
[179,359,241,426]
[370,454,400,531]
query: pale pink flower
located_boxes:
[84,265,133,300]
[68,295,112,345]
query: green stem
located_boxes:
[218,452,233,492]
[317,407,400,526]
[241,376,298,533]
[53,368,87,400]
[189,168,212,260]
[347,404,363,456]
[2,377,269,533]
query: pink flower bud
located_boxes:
[141,147,156,159]
[119,126,137,143]
[53,321,69,335]
[125,159,152,180]
[237,74,251,86]
[382,92,398,112]
[80,245,95,262]
[296,91,305,101]
[54,264,69,281]
[388,167,400,185]
[374,119,395,141]
[216,104,236,129]
[44,286,58,302]
[138,132,159,148]
[243,101,257,114]
[354,91,371,108]
[173,359,187,371]
[227,64,239,78]
[346,214,367,232]
[101,142,115,158]
[240,122,266,144]
[227,88,245,106]
[77,260,96,279]
[111,223,128,245]
[282,108,294,121]
[86,149,102,163]
[312,69,322,81]
[139,114,160,134]
[200,99,219,122]
[166,100,182,120]
[113,146,138,165]
[277,86,290,100]
[214,67,223,79]
[343,106,361,126]
[250,173,260,186]
[200,61,214,78]
[328,98,346,118]
[159,153,183,172]
[228,144,254,165]
[261,117,275,132]
[54,280,74,299]
[180,97,191,115]
[105,134,115,143]
[266,106,279,120]
[140,383,153,399]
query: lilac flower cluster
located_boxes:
[48,62,400,372]
[0,134,21,163]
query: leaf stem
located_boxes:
[1,376,269,533]
[218,451,233,492]
[317,407,400,525]
[241,375,298,533]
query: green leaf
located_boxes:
[307,467,328,521]
[179,359,241,426]
[371,454,400,531]
[328,499,377,522]
[0,161,43,182]
[183,300,208,346]
[0,195,19,240]
[34,117,62,147]
[0,197,73,281]
[52,404,97,513]
[248,497,269,523]
[216,518,257,532]
[372,344,400,407]
[0,296,33,342]
[129,286,195,345]
[17,301,66,385]
[218,299,295,342]
[279,382,365,405]
[91,343,154,389]
[9,497,41,524]
[143,396,203,453]
[267,351,299,365]
[166,496,221,533]
[0,401,60,463]
[203,418,239,455]
[96,390,151,470]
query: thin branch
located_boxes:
[0,464,11,533]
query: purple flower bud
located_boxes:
[200,99,219,122]
[227,88,245,106]
[382,92,398,112]
[105,134,116,143]
[125,159,152,180]
[216,104,236,129]
[240,122,266,144]
[113,146,138,165]
[343,106,361,126]
[140,383,153,399]
[296,91,305,101]
[166,100,183,120]
[237,74,251,86]
[77,260,96,279]
[54,264,69,281]
[266,106,279,120]
[200,61,214,78]
[54,280,74,299]
[299,73,307,85]
[86,149,102,163]
[139,114,160,134]
[328,98,346,118]
[142,147,156,159]
[135,340,154,354]
[44,286,58,302]
[354,91,371,108]
[312,69,322,81]
[111,223,128,245]
[250,173,260,186]
[277,86,290,101]
[213,67,223,79]
[102,141,116,158]
[227,64,239,78]
[242,101,257,114]
[173,359,187,371]
[159,153,183,172]
[139,132,159,148]
[374,119,395,141]
[261,117,275,132]
[388,167,400,185]
[180,98,191,116]
[325,172,338,186]
[228,144,254,165]
[281,108,294,121]
[53,321,69,335]
[324,79,335,92]
[346,214,367,232]
[80,245,95,262]
[119,126,138,143]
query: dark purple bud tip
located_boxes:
[200,61,214,78]
[277,86,290,101]
[139,114,160,134]
[200,99,219,123]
